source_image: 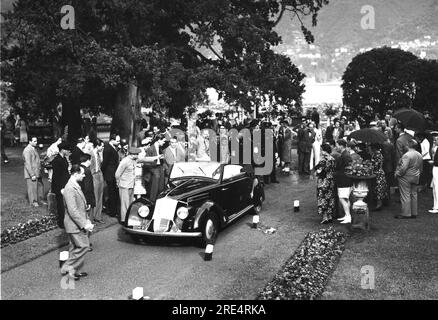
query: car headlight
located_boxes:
[138,205,150,218]
[176,207,189,220]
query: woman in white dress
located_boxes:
[310,121,323,171]
[82,135,94,155]
[16,115,28,146]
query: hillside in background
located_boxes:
[274,0,438,81]
[2,0,437,85]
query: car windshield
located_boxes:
[170,162,221,181]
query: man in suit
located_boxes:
[115,147,140,223]
[394,122,414,165]
[70,137,86,165]
[381,139,396,203]
[262,122,279,184]
[101,133,120,217]
[90,139,104,223]
[325,118,344,143]
[297,123,315,175]
[79,153,95,212]
[51,142,72,228]
[163,136,186,178]
[335,139,353,224]
[278,119,292,173]
[311,107,320,128]
[61,164,94,280]
[395,140,423,219]
[23,136,44,206]
[140,134,166,202]
[1,120,9,164]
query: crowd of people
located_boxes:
[15,107,438,279]
[310,111,438,224]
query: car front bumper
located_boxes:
[123,226,202,238]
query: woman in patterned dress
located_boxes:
[314,143,336,224]
[369,143,388,210]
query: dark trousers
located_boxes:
[298,151,311,174]
[55,192,65,228]
[263,158,278,183]
[1,141,8,162]
[421,161,432,187]
[105,178,119,216]
[147,166,164,202]
[384,172,394,202]
[270,163,278,182]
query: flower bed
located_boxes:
[257,227,346,300]
[1,215,58,248]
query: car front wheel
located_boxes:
[200,212,219,247]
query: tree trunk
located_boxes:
[61,98,81,144]
[111,83,140,146]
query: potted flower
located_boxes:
[345,160,375,230]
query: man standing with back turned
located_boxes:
[395,140,423,219]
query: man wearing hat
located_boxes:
[115,146,140,223]
[51,142,72,228]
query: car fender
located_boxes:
[125,197,155,226]
[193,201,225,229]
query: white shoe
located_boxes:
[428,209,438,214]
[340,218,351,224]
[337,216,346,221]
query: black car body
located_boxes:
[123,161,264,245]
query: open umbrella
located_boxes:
[393,108,426,132]
[349,128,387,144]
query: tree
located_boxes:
[341,47,418,124]
[323,103,339,125]
[2,0,329,143]
[397,58,438,120]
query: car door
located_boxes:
[220,164,249,216]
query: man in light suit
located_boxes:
[163,136,186,178]
[395,139,423,219]
[22,137,44,206]
[61,165,94,280]
[115,147,140,223]
[394,122,414,165]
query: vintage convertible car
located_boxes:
[123,161,264,245]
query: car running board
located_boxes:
[227,205,254,224]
